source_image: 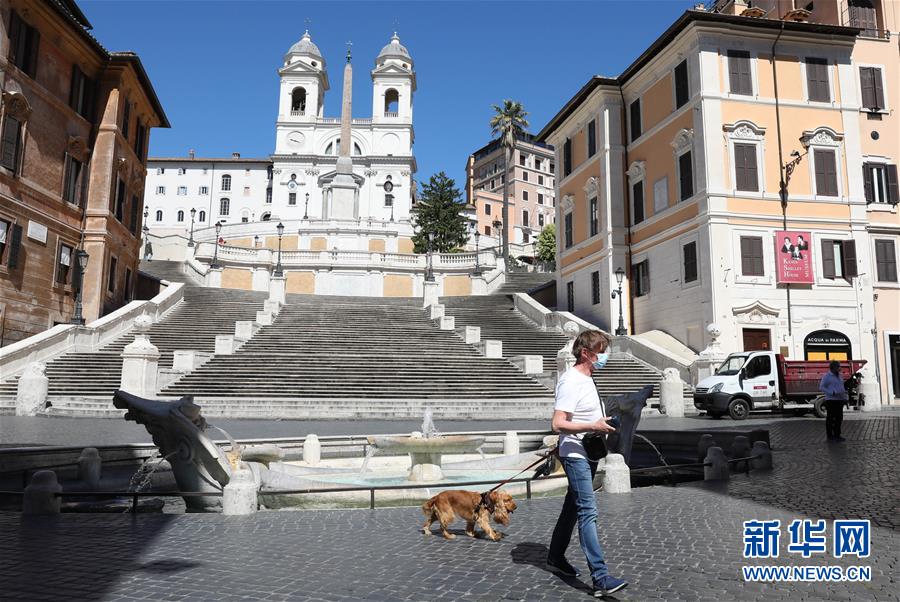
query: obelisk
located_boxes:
[329,44,359,219]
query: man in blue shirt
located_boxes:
[819,360,848,442]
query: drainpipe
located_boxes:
[772,20,793,341]
[618,86,634,336]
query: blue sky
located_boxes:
[82,1,692,186]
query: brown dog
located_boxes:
[421,489,517,541]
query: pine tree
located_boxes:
[412,172,469,253]
[535,224,557,265]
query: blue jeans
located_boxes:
[549,456,609,582]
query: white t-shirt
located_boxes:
[554,367,605,460]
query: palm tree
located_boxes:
[489,99,529,265]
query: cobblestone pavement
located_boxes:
[0,415,897,601]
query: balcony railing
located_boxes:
[290,109,305,116]
[384,111,399,118]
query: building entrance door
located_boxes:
[889,334,900,400]
[742,328,771,351]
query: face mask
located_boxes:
[592,352,609,370]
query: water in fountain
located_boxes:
[359,445,378,477]
[421,409,440,439]
[122,451,179,512]
[208,424,243,470]
[634,433,671,469]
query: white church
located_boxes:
[145,31,417,233]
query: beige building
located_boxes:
[465,134,556,253]
[538,2,899,406]
[0,0,168,346]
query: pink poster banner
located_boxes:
[775,230,814,284]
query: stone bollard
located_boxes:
[303,434,321,466]
[731,435,751,472]
[16,362,48,416]
[234,320,260,341]
[222,465,257,515]
[429,304,445,320]
[437,316,455,330]
[464,325,481,344]
[476,339,503,358]
[23,470,62,515]
[214,335,236,355]
[77,448,102,489]
[503,431,520,455]
[172,350,213,372]
[703,447,730,481]
[660,367,684,418]
[120,314,160,397]
[263,299,281,316]
[255,310,273,326]
[602,454,631,493]
[750,441,773,470]
[510,355,544,375]
[697,433,717,463]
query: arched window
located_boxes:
[155,209,163,222]
[219,198,230,215]
[325,141,363,156]
[291,87,307,114]
[353,143,362,156]
[177,210,184,222]
[198,210,206,222]
[261,212,271,222]
[241,210,249,223]
[522,210,529,228]
[221,174,231,191]
[384,89,399,115]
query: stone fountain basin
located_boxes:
[366,435,486,453]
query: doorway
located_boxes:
[742,328,771,351]
[889,334,900,400]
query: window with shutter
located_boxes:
[130,195,139,233]
[806,58,830,102]
[859,67,885,110]
[863,162,876,203]
[886,165,899,204]
[566,281,575,312]
[6,224,23,268]
[122,98,131,141]
[728,51,753,95]
[841,240,858,278]
[589,197,598,237]
[822,239,836,279]
[563,139,572,176]
[734,143,758,192]
[630,99,642,142]
[632,181,645,225]
[56,243,73,286]
[587,119,597,157]
[740,236,764,276]
[1,116,22,173]
[108,256,117,293]
[9,12,40,78]
[683,241,698,283]
[849,0,878,36]
[63,155,83,205]
[632,260,650,297]
[564,212,573,248]
[814,149,838,197]
[591,271,600,305]
[679,151,694,201]
[0,218,9,264]
[675,60,689,108]
[875,240,898,282]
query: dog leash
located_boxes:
[483,446,559,496]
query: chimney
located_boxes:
[232,152,241,159]
[188,149,195,159]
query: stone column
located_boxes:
[120,314,160,397]
[269,274,286,305]
[207,266,223,288]
[422,280,439,308]
[303,434,321,466]
[16,362,48,416]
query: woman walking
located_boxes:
[547,330,628,597]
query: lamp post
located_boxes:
[274,221,285,277]
[473,230,482,276]
[611,267,627,336]
[304,192,310,220]
[71,249,90,325]
[254,234,260,248]
[778,149,804,338]
[211,221,222,268]
[188,208,197,247]
[425,231,435,282]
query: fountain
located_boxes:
[365,409,486,481]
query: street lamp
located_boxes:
[211,221,222,268]
[274,221,285,277]
[473,230,482,276]
[425,231,435,282]
[71,249,90,325]
[304,192,310,220]
[188,207,197,247]
[611,267,627,336]
[254,234,260,248]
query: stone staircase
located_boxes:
[0,287,266,411]
[139,260,197,285]
[494,272,555,294]
[440,294,691,408]
[159,294,554,417]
